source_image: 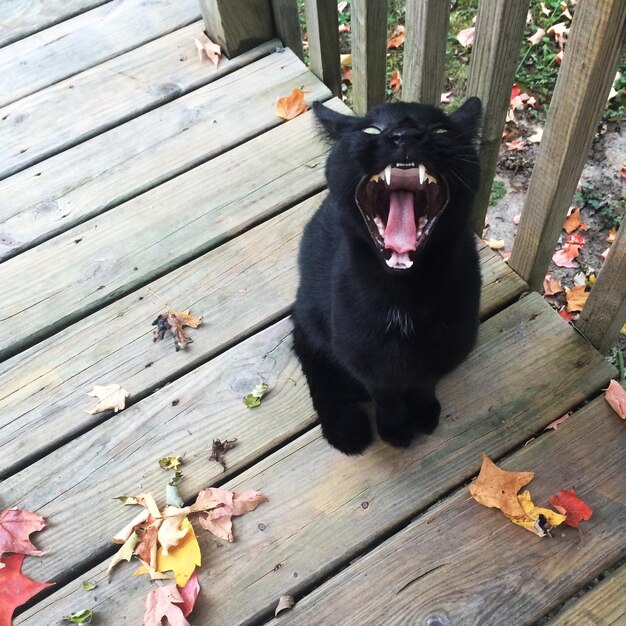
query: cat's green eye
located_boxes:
[362,126,382,135]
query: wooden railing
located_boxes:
[200,0,626,355]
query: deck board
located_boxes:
[267,394,626,626]
[0,49,331,261]
[13,295,615,624]
[0,0,200,107]
[0,24,278,180]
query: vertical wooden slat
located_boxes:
[303,0,342,96]
[509,0,626,291]
[199,0,276,58]
[576,222,626,354]
[402,0,450,105]
[352,0,388,114]
[272,0,304,60]
[465,0,529,235]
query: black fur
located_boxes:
[292,98,483,454]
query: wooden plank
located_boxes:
[0,49,331,262]
[303,0,341,97]
[199,0,275,58]
[0,0,112,48]
[465,0,529,235]
[0,105,338,360]
[351,0,388,115]
[0,24,279,181]
[0,0,200,108]
[576,217,626,354]
[267,394,626,626]
[402,0,450,105]
[509,0,626,291]
[548,564,626,626]
[15,295,615,623]
[0,221,524,479]
[272,0,304,60]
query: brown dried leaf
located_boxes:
[275,595,295,617]
[153,309,202,352]
[275,88,309,121]
[208,438,238,472]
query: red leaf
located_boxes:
[387,25,405,49]
[543,274,563,296]
[338,23,350,33]
[0,554,54,626]
[510,84,521,101]
[179,570,200,617]
[605,379,626,419]
[558,306,573,321]
[552,244,580,268]
[549,489,593,528]
[0,508,46,561]
[564,208,581,234]
[566,232,585,246]
[389,70,401,94]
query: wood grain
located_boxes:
[509,0,626,290]
[402,0,450,105]
[0,105,337,360]
[15,295,614,623]
[0,0,200,107]
[465,0,529,235]
[0,49,331,261]
[269,394,626,626]
[351,0,388,115]
[0,24,278,180]
[272,0,304,60]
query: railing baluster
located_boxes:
[465,0,529,236]
[509,0,626,291]
[272,0,304,61]
[403,0,450,105]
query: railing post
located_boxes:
[509,0,626,291]
[352,0,388,115]
[403,0,450,106]
[576,221,626,354]
[272,0,304,61]
[199,0,276,58]
[465,0,529,236]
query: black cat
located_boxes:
[292,98,483,454]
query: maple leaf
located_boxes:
[389,70,401,94]
[275,88,309,121]
[63,609,93,623]
[86,384,129,414]
[543,274,563,296]
[508,491,566,536]
[209,438,238,472]
[549,489,593,528]
[456,26,475,47]
[544,412,571,431]
[243,383,269,408]
[179,570,200,618]
[552,243,580,268]
[564,208,581,233]
[565,284,589,312]
[0,554,53,624]
[0,508,46,564]
[193,35,221,66]
[144,584,190,626]
[605,380,626,419]
[566,232,585,246]
[469,453,534,518]
[159,456,183,471]
[153,309,202,352]
[387,25,405,49]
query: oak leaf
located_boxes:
[605,380,626,419]
[563,208,581,233]
[549,489,593,528]
[543,274,563,296]
[153,309,201,352]
[275,88,309,121]
[387,25,405,49]
[0,554,53,625]
[86,384,129,414]
[507,491,566,536]
[179,570,200,617]
[209,437,238,471]
[565,284,589,313]
[0,508,46,564]
[469,453,534,518]
[144,584,190,626]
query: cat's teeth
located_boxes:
[370,172,384,183]
[374,216,385,237]
[418,163,426,185]
[384,165,392,185]
[425,172,437,185]
[418,216,428,228]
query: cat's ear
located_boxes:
[449,96,482,138]
[312,101,360,140]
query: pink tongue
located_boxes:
[384,190,416,253]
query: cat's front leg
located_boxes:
[406,383,441,434]
[371,389,415,448]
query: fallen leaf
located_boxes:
[558,306,573,321]
[621,161,626,180]
[153,309,201,352]
[600,247,611,261]
[565,285,589,312]
[508,491,566,536]
[389,70,401,94]
[340,54,352,67]
[158,506,191,556]
[572,270,587,287]
[82,580,97,591]
[275,594,296,617]
[133,559,173,581]
[544,412,571,431]
[198,507,233,542]
[512,213,521,225]
[166,481,184,508]
[159,456,183,471]
[566,232,585,246]
[275,88,309,121]
[337,1,348,12]
[605,380,626,419]
[548,21,569,48]
[193,35,221,66]
[179,570,200,618]
[209,438,238,472]
[564,208,581,233]
[231,490,268,516]
[341,66,353,83]
[86,384,129,414]
[387,25,405,49]
[549,489,593,528]
[543,274,563,296]
[528,27,546,45]
[440,91,452,104]
[456,26,475,47]
[527,128,543,143]
[606,227,617,243]
[338,23,350,33]
[0,508,46,563]
[107,531,139,575]
[552,244,580,268]
[469,453,534,518]
[243,383,269,408]
[555,49,564,65]
[499,251,511,262]
[541,2,551,16]
[144,584,189,626]
[112,508,150,544]
[63,609,93,624]
[485,238,505,250]
[153,518,200,587]
[506,139,525,151]
[134,522,160,569]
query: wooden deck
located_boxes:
[1,3,624,625]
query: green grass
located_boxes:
[488,179,507,206]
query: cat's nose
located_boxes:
[389,127,422,144]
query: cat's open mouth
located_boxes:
[355,162,449,269]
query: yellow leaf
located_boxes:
[507,491,566,536]
[565,284,589,313]
[171,309,202,328]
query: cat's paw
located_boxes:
[377,422,414,448]
[320,408,373,455]
[414,398,441,434]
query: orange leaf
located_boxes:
[565,284,589,312]
[606,227,617,243]
[552,243,580,268]
[605,380,626,419]
[566,232,585,246]
[564,208,581,233]
[549,489,593,528]
[275,88,309,121]
[389,70,401,94]
[543,274,563,296]
[558,306,573,321]
[469,453,534,518]
[387,25,405,49]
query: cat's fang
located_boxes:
[418,163,426,185]
[384,165,392,185]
